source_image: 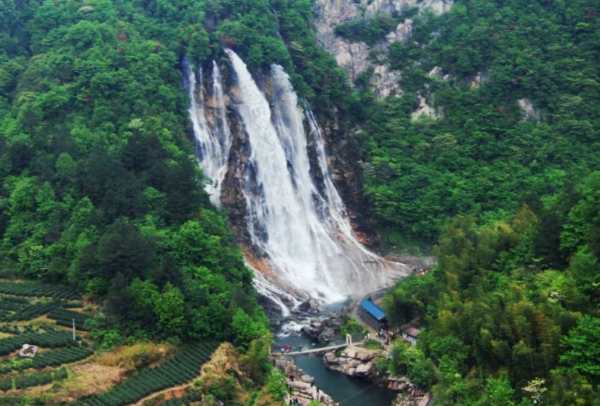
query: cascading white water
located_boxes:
[184,51,408,304]
[225,49,407,302]
[184,59,231,205]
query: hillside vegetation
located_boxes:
[0,0,278,344]
[349,0,600,244]
[2,0,600,405]
[356,1,600,404]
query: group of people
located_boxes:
[378,328,395,346]
[280,345,296,353]
[413,267,430,276]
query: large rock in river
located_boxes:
[298,298,322,314]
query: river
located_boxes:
[275,303,396,406]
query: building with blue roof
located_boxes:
[358,299,387,330]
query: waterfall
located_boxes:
[224,49,407,302]
[184,51,407,304]
[183,59,231,205]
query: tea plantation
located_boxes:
[70,342,219,406]
[0,281,95,395]
[0,281,219,404]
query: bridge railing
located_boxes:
[274,332,366,354]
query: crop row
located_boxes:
[48,308,92,331]
[31,346,93,369]
[5,301,62,322]
[0,345,93,374]
[0,331,77,356]
[0,323,54,335]
[0,300,26,312]
[0,301,89,324]
[72,342,219,406]
[0,296,29,305]
[0,367,68,392]
[0,282,81,300]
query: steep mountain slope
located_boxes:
[0,0,269,344]
[314,0,453,97]
[330,0,600,248]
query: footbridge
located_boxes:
[272,334,363,356]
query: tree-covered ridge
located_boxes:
[0,0,274,344]
[383,170,600,405]
[351,0,600,244]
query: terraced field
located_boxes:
[0,281,219,405]
[69,342,219,406]
[0,281,95,399]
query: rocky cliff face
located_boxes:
[314,0,454,97]
[276,356,339,406]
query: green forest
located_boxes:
[1,0,600,405]
[0,0,350,347]
[0,0,282,345]
[366,0,600,404]
[351,0,600,244]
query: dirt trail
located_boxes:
[129,381,194,406]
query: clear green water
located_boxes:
[275,334,396,406]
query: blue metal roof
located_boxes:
[360,300,386,321]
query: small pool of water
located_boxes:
[275,331,396,406]
[292,352,397,406]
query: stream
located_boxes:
[274,303,396,406]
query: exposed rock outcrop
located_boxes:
[275,356,339,406]
[323,346,380,379]
[314,0,454,97]
[518,98,542,121]
[469,71,490,89]
[393,391,431,406]
[411,94,443,121]
[300,308,347,343]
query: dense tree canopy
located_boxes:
[383,173,600,404]
[0,0,280,344]
[346,0,600,247]
[2,3,600,405]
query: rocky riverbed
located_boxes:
[322,347,432,406]
[275,356,339,406]
[323,347,380,380]
[274,300,433,406]
[299,308,347,343]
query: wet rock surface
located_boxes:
[275,356,339,406]
[298,308,347,343]
[298,299,323,314]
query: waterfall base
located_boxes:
[185,51,413,311]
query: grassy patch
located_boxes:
[96,342,174,371]
[364,339,385,350]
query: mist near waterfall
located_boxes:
[184,51,408,304]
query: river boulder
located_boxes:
[355,362,374,377]
[323,346,381,380]
[319,327,337,342]
[300,374,315,384]
[298,298,322,314]
[323,352,338,364]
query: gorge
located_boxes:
[2,0,600,404]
